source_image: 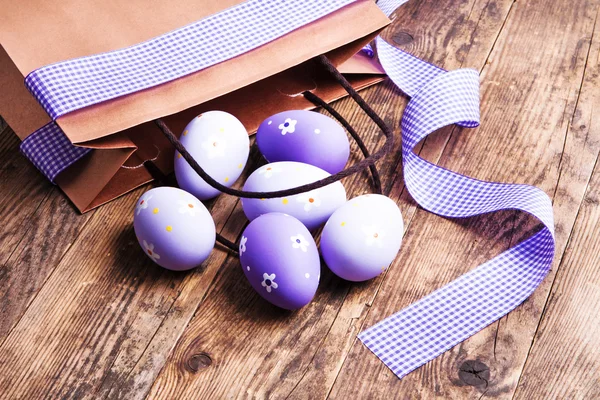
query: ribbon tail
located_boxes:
[359,0,555,380]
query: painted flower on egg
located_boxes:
[297,191,321,212]
[239,235,248,254]
[258,165,281,179]
[363,225,386,248]
[279,118,297,135]
[143,240,161,262]
[291,234,309,252]
[261,273,278,293]
[201,135,226,158]
[177,200,200,216]
[136,194,152,215]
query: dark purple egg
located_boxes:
[239,213,320,309]
[256,110,350,174]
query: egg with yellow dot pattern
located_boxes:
[320,194,403,281]
[241,161,346,231]
[133,187,215,271]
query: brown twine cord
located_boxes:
[131,152,240,253]
[152,55,394,254]
[214,232,239,253]
[154,55,393,200]
[303,90,382,194]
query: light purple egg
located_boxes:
[175,111,250,200]
[239,213,320,310]
[320,194,404,282]
[256,110,350,174]
[241,161,346,231]
[133,187,216,271]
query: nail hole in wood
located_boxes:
[392,31,414,47]
[458,360,490,387]
[186,352,212,373]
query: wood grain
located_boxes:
[330,0,600,398]
[0,0,599,398]
[0,146,256,399]
[0,122,94,349]
[145,0,522,398]
[514,162,600,399]
[513,9,600,398]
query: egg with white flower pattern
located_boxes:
[320,194,403,281]
[133,187,216,271]
[256,110,350,174]
[174,111,250,200]
[241,161,346,231]
[239,213,320,309]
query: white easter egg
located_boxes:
[241,161,346,231]
[133,187,216,271]
[174,111,250,200]
[320,194,403,281]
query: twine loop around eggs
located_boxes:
[153,55,394,253]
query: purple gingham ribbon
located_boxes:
[17,0,556,379]
[20,0,355,182]
[20,122,91,182]
[357,0,555,379]
[24,0,355,120]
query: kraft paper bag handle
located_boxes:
[154,55,391,203]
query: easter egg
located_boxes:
[241,161,346,231]
[256,110,350,174]
[239,213,320,309]
[174,111,250,200]
[133,187,216,271]
[320,194,403,281]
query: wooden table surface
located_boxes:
[1,0,599,398]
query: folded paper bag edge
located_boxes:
[1,0,390,212]
[53,0,390,145]
[61,66,385,213]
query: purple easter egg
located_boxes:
[239,213,320,309]
[256,110,350,174]
[133,187,216,271]
[320,194,404,281]
[241,161,346,231]
[175,111,250,200]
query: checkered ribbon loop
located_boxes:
[20,122,91,182]
[357,0,555,380]
[19,0,354,182]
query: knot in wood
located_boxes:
[458,360,490,387]
[392,31,414,47]
[186,352,212,373]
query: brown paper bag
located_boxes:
[0,0,390,212]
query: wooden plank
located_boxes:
[97,200,247,399]
[286,1,522,395]
[0,189,94,344]
[0,137,252,399]
[144,1,519,398]
[329,0,600,398]
[514,163,600,399]
[0,121,95,347]
[0,125,53,269]
[513,10,600,398]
